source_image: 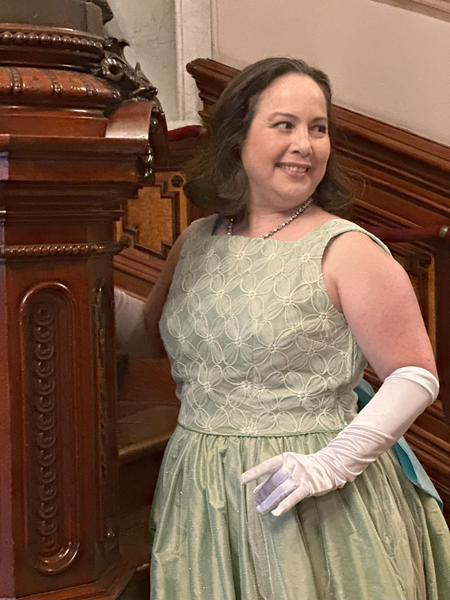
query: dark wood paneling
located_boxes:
[0,18,156,599]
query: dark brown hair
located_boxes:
[184,57,352,218]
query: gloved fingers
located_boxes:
[241,455,284,485]
[271,485,310,516]
[255,481,298,515]
[254,468,290,504]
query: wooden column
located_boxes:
[0,13,159,600]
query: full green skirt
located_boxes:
[150,425,450,600]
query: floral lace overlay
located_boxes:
[160,216,389,436]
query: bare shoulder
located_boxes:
[323,230,410,310]
[322,230,436,380]
[324,229,401,277]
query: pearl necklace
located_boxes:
[227,197,314,239]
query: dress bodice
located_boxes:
[159,215,389,436]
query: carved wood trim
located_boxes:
[0,26,104,54]
[0,66,120,108]
[20,283,80,575]
[0,24,105,71]
[0,239,129,260]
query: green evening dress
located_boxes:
[150,215,450,600]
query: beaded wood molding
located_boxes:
[0,25,104,53]
[0,24,104,70]
[0,239,129,260]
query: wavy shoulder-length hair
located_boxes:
[184,57,353,219]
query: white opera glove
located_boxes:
[114,288,152,358]
[241,366,439,516]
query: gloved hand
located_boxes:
[241,366,439,516]
[114,288,152,358]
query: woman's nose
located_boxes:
[290,128,312,155]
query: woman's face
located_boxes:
[241,73,331,212]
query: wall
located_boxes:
[106,0,178,121]
[106,0,211,126]
[211,0,450,146]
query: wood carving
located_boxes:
[0,66,120,106]
[21,285,80,575]
[99,38,159,102]
[0,3,158,597]
[0,24,104,70]
[0,239,129,258]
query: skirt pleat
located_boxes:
[150,425,450,600]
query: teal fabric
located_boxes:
[151,216,450,600]
[355,379,444,510]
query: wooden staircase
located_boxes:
[116,357,180,598]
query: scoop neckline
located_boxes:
[209,214,344,244]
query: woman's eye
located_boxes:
[274,121,293,130]
[313,124,328,134]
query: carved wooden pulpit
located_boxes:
[0,1,163,597]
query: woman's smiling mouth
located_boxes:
[277,163,311,174]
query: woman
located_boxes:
[116,57,450,599]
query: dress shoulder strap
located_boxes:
[314,218,391,256]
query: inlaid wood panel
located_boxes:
[114,171,188,295]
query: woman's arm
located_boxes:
[114,228,188,360]
[322,231,437,379]
[241,231,439,515]
[142,228,188,359]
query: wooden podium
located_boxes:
[0,2,161,598]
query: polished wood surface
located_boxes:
[0,11,158,599]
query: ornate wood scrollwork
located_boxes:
[21,284,80,575]
[99,39,159,103]
[97,37,169,187]
[0,2,148,594]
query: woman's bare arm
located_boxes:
[143,228,189,359]
[322,231,437,381]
